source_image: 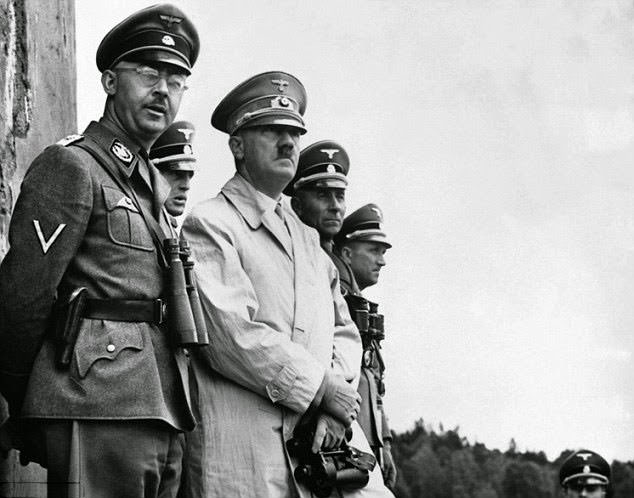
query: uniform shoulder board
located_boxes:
[56,134,84,147]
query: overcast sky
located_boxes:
[76,0,634,461]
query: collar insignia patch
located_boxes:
[111,140,134,164]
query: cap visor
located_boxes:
[126,50,191,74]
[348,232,392,248]
[155,159,196,172]
[241,115,307,134]
[299,177,348,191]
[360,235,392,248]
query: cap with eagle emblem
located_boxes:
[283,139,349,196]
[149,120,197,172]
[96,3,200,74]
[335,203,392,248]
[211,71,307,135]
[559,449,611,488]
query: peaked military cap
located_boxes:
[149,121,196,172]
[336,203,392,248]
[559,449,611,487]
[211,71,307,135]
[96,3,200,74]
[283,140,349,196]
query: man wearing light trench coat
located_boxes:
[178,71,393,498]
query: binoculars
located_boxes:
[344,295,385,347]
[163,238,209,348]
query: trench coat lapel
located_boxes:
[221,174,294,258]
[284,208,311,345]
[261,209,293,259]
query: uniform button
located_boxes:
[271,389,280,398]
[106,344,116,353]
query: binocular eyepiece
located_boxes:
[344,295,384,343]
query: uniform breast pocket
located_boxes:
[102,185,154,251]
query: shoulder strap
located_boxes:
[73,137,169,268]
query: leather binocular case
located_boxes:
[163,238,209,347]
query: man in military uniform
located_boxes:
[0,5,199,497]
[334,204,396,489]
[180,71,393,497]
[559,449,611,497]
[286,140,361,296]
[150,120,198,220]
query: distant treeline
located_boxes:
[390,419,634,498]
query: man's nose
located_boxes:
[328,196,343,212]
[277,130,297,148]
[180,176,192,190]
[152,75,169,95]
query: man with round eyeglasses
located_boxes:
[0,4,199,497]
[559,449,611,498]
[115,64,189,94]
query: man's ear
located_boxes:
[340,245,352,264]
[228,135,244,161]
[101,70,117,96]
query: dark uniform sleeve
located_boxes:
[0,145,92,410]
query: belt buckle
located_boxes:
[155,299,167,324]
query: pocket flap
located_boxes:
[74,321,144,378]
[102,185,138,213]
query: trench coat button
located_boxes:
[106,344,116,353]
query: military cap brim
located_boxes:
[565,476,609,486]
[211,71,307,135]
[96,3,200,75]
[342,230,392,248]
[154,159,196,172]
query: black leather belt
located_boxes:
[82,298,166,324]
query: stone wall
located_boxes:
[0,0,76,495]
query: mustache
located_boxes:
[277,146,295,159]
[146,97,168,109]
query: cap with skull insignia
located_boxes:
[559,449,611,487]
[283,140,349,196]
[335,203,392,248]
[149,121,197,172]
[96,3,200,74]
